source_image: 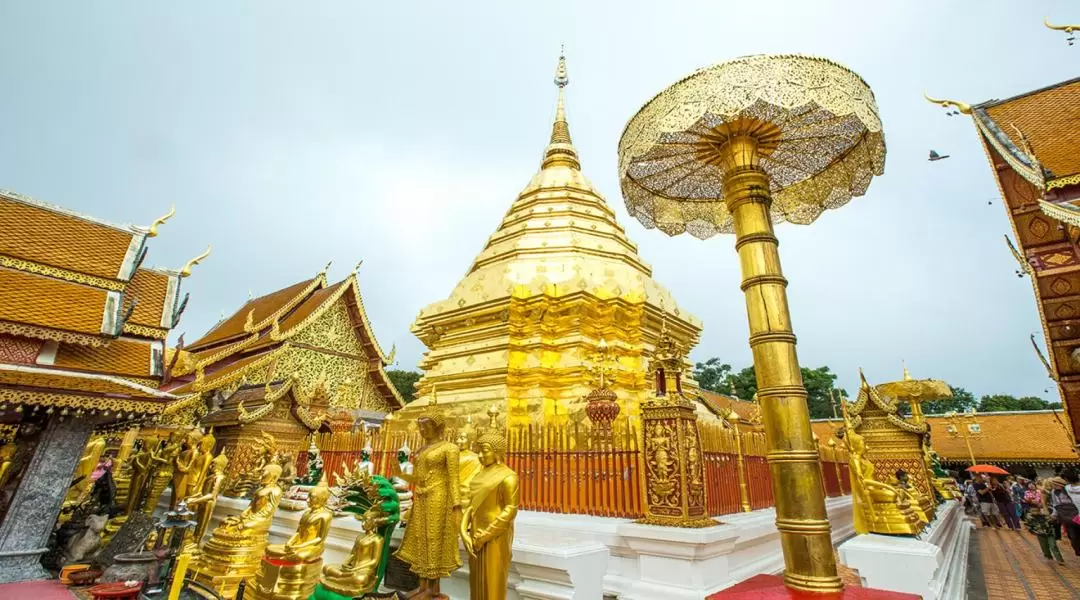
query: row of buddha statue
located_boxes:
[178,403,518,600]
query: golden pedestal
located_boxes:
[192,532,271,599]
[245,556,323,600]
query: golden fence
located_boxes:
[305,419,850,518]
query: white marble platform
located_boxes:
[838,500,971,600]
[164,493,855,599]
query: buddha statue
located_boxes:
[145,432,183,514]
[393,443,414,521]
[184,453,229,550]
[0,441,17,490]
[923,439,961,501]
[394,408,462,599]
[246,474,333,600]
[460,424,519,600]
[123,440,155,517]
[456,431,481,508]
[892,469,932,524]
[842,421,923,536]
[226,432,276,498]
[60,436,107,520]
[190,430,217,495]
[357,444,375,477]
[171,428,204,510]
[194,463,284,599]
[319,508,387,598]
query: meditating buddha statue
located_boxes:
[394,406,462,600]
[319,508,387,598]
[842,418,923,536]
[171,428,204,510]
[194,463,284,599]
[460,420,519,600]
[184,453,229,551]
[246,474,334,600]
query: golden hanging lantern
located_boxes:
[617,54,886,594]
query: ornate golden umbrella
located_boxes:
[617,54,885,594]
[875,366,952,424]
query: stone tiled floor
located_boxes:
[974,525,1080,599]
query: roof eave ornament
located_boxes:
[145,205,176,238]
[923,92,972,116]
[180,245,212,278]
[1045,17,1078,45]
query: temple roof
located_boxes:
[414,52,700,333]
[0,267,121,338]
[124,267,183,337]
[186,275,325,352]
[812,410,1078,465]
[0,362,177,415]
[0,189,146,283]
[976,77,1080,188]
[53,336,162,380]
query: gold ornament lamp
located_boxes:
[617,54,886,593]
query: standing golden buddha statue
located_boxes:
[145,432,182,514]
[194,463,284,599]
[123,441,155,517]
[61,436,107,519]
[171,428,204,510]
[394,407,462,599]
[189,429,217,496]
[247,474,334,600]
[460,410,519,600]
[184,453,229,550]
[457,430,482,506]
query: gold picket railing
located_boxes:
[305,417,850,518]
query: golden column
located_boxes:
[618,55,886,593]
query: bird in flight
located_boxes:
[928,150,950,161]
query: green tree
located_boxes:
[729,366,759,401]
[709,363,845,419]
[386,369,422,403]
[692,358,733,394]
[921,386,977,415]
[978,394,1054,412]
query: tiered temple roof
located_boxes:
[944,77,1080,443]
[0,189,193,417]
[163,265,403,432]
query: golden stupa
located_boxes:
[406,52,706,427]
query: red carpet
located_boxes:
[0,579,76,600]
[707,575,919,599]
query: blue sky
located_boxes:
[1,1,1076,400]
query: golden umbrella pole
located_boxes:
[618,55,886,593]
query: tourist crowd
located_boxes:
[962,468,1080,564]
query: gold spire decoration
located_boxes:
[923,92,972,115]
[542,47,580,170]
[902,361,912,381]
[1045,16,1078,44]
[180,245,212,277]
[147,204,176,237]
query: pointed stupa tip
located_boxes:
[902,360,912,381]
[542,45,580,170]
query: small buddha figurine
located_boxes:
[247,474,333,600]
[460,414,519,600]
[171,428,204,510]
[194,463,284,598]
[357,444,375,477]
[457,431,481,508]
[394,408,462,599]
[319,509,387,597]
[184,453,229,549]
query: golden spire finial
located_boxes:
[146,205,175,237]
[542,46,580,170]
[902,360,912,381]
[180,245,211,278]
[1044,16,1078,33]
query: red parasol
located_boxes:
[966,465,1009,475]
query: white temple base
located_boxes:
[838,500,971,600]
[167,493,854,599]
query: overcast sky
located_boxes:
[1,1,1076,400]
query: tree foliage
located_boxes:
[921,386,978,415]
[692,359,846,419]
[978,394,1059,413]
[386,369,421,403]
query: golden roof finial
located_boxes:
[1044,16,1078,33]
[923,92,972,115]
[353,260,364,273]
[180,245,211,278]
[902,360,912,381]
[147,205,175,237]
[542,46,580,170]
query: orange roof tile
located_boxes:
[0,267,115,336]
[245,280,348,353]
[0,363,172,400]
[125,268,174,331]
[0,193,139,280]
[53,337,158,379]
[984,79,1080,181]
[812,412,1078,464]
[697,389,759,419]
[186,278,319,352]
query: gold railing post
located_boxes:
[727,411,752,512]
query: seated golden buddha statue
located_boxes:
[246,474,334,600]
[891,469,933,525]
[842,418,923,537]
[319,508,388,598]
[193,463,284,599]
